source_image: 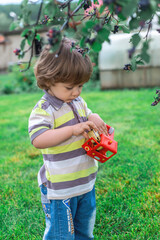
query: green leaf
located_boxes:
[35,34,41,41]
[130,34,141,47]
[27,39,31,46]
[50,41,61,53]
[18,51,25,59]
[49,33,62,53]
[20,39,26,51]
[80,37,86,48]
[85,20,96,29]
[119,24,130,34]
[97,28,110,43]
[9,22,19,31]
[27,31,35,46]
[141,52,150,63]
[129,17,140,30]
[131,56,137,71]
[122,0,138,18]
[141,40,150,54]
[108,3,114,12]
[44,0,59,18]
[140,40,150,63]
[138,7,153,21]
[143,40,149,50]
[99,4,106,14]
[150,0,158,11]
[136,59,145,65]
[117,12,126,21]
[91,41,102,52]
[21,29,30,37]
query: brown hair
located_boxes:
[34,38,93,90]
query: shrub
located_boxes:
[0,61,41,95]
[10,63,38,93]
[0,78,16,94]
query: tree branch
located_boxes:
[20,0,44,71]
[60,0,86,31]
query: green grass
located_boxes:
[0,88,160,240]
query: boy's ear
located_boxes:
[45,78,56,87]
[45,80,52,88]
[45,82,50,87]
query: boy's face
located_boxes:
[48,82,84,102]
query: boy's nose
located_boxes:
[72,88,80,96]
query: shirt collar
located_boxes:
[43,90,80,110]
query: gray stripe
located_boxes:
[43,148,86,162]
[30,128,49,143]
[55,118,77,129]
[41,101,50,110]
[68,102,83,123]
[40,164,47,183]
[47,171,97,190]
[29,124,51,133]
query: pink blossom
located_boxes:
[84,0,104,15]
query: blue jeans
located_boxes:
[40,184,96,240]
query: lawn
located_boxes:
[0,88,160,240]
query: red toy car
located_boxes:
[82,124,118,163]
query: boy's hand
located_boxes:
[88,113,108,136]
[72,121,98,139]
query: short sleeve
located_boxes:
[28,99,54,144]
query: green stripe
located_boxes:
[54,111,74,128]
[32,100,50,116]
[33,107,50,116]
[46,165,98,183]
[78,109,86,117]
[41,138,85,154]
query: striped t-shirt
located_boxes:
[28,90,98,199]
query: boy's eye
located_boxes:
[66,87,73,90]
[65,85,83,90]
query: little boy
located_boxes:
[28,38,108,240]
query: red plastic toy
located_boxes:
[82,124,118,163]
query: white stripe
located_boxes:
[29,111,54,129]
[51,103,71,119]
[45,155,97,175]
[44,154,95,169]
[47,179,96,200]
[38,171,42,186]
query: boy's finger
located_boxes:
[83,131,89,139]
[88,121,98,131]
[100,123,108,136]
[98,126,108,136]
[84,124,91,132]
[103,127,109,136]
